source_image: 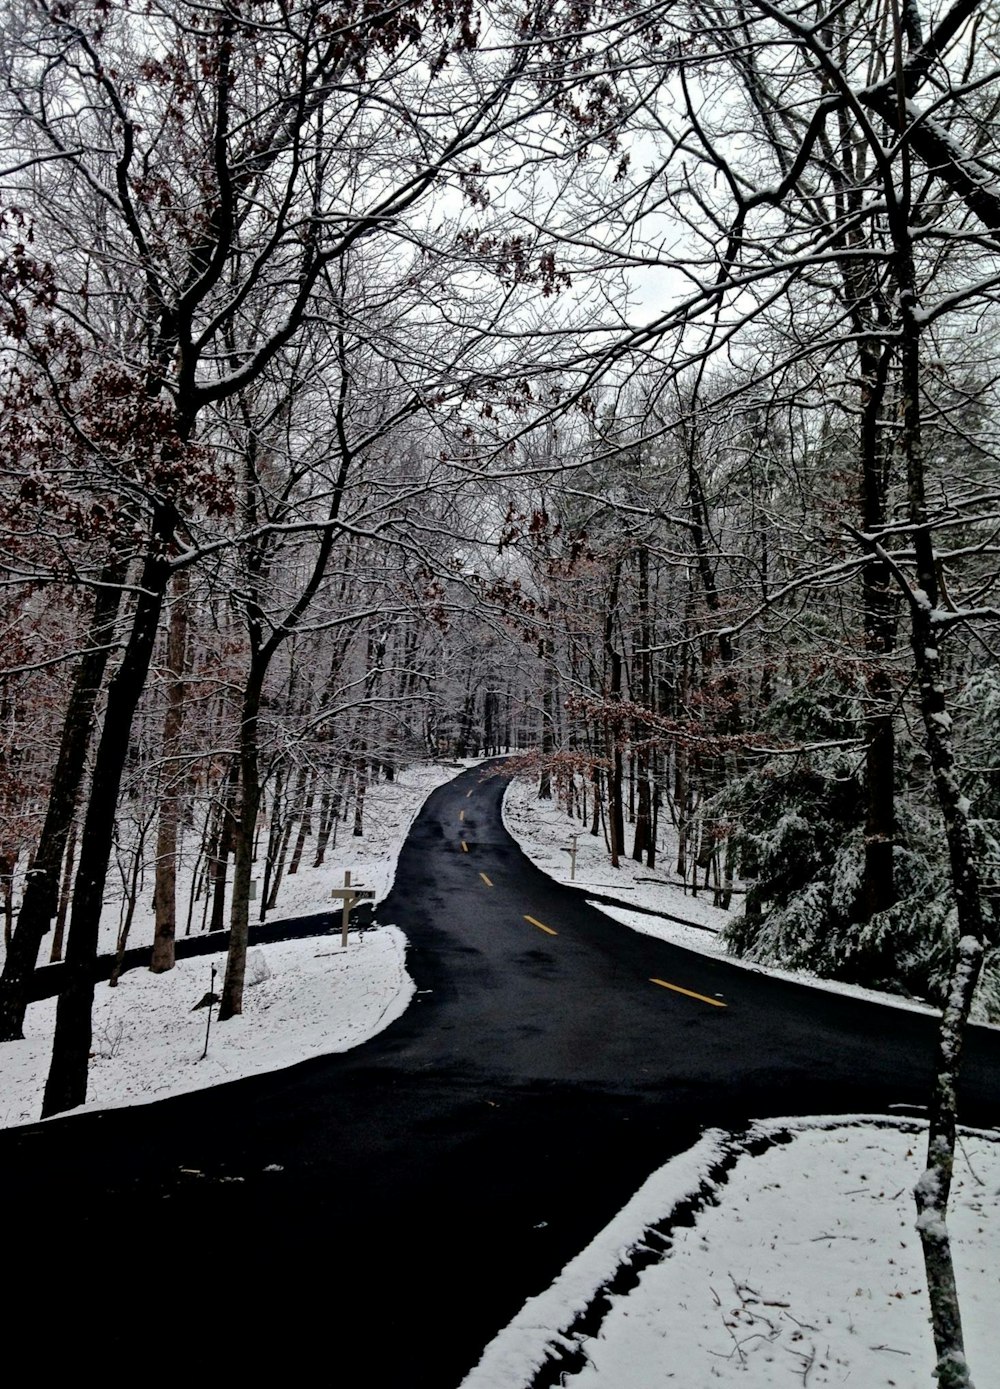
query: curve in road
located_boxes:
[2,762,997,1387]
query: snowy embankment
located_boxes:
[462,1117,1000,1389]
[0,761,463,1127]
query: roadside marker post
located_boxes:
[566,834,579,880]
[330,869,375,947]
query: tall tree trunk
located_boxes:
[893,231,985,1389]
[589,763,601,837]
[259,765,287,918]
[0,555,126,1041]
[109,824,149,987]
[604,564,624,867]
[208,760,239,934]
[352,755,368,837]
[49,819,78,963]
[538,638,553,798]
[42,508,176,1117]
[218,659,265,1021]
[856,332,897,922]
[287,767,316,876]
[313,775,346,869]
[1,855,15,950]
[633,546,652,863]
[151,569,191,973]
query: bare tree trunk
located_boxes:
[313,773,347,869]
[538,638,553,798]
[110,826,149,987]
[0,555,126,1040]
[892,219,985,1388]
[605,564,624,868]
[287,768,316,876]
[208,761,239,934]
[633,546,652,863]
[184,836,206,937]
[219,659,265,1021]
[49,820,78,964]
[589,763,601,837]
[1,854,15,950]
[43,508,175,1117]
[857,335,897,923]
[353,756,368,837]
[266,769,304,915]
[151,569,191,973]
[259,765,287,917]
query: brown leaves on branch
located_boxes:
[565,693,784,757]
[455,230,572,295]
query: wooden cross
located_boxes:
[330,870,375,946]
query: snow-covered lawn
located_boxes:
[2,762,997,1389]
[462,1117,1000,1388]
[0,929,411,1129]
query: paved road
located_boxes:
[3,763,999,1384]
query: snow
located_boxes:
[2,762,998,1389]
[462,1118,1000,1389]
[0,929,413,1128]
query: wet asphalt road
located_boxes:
[2,762,999,1386]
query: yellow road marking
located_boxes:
[461,839,469,853]
[479,872,493,887]
[466,789,473,798]
[524,914,557,936]
[459,809,465,822]
[650,978,727,1008]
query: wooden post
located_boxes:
[341,870,351,947]
[330,873,374,948]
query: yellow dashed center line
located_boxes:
[524,914,557,936]
[479,872,493,888]
[461,839,469,853]
[650,978,727,1008]
[459,809,465,822]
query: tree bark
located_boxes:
[49,819,78,963]
[42,508,176,1117]
[0,556,126,1041]
[538,638,554,798]
[151,568,191,973]
[287,767,316,876]
[892,208,986,1387]
[632,545,652,863]
[218,658,265,1021]
[208,759,239,934]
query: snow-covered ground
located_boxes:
[0,760,463,1126]
[462,1117,1000,1389]
[2,762,997,1389]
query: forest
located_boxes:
[0,3,998,1382]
